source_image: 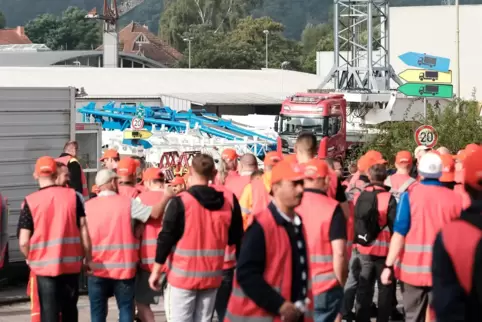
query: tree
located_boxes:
[358,100,482,164]
[25,7,101,50]
[300,23,333,73]
[176,16,302,70]
[0,11,6,29]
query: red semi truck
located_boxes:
[275,92,348,159]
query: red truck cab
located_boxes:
[275,92,347,159]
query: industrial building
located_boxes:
[0,67,320,115]
[317,4,482,100]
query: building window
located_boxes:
[136,34,148,44]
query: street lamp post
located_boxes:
[455,0,460,112]
[263,30,269,68]
[183,37,193,69]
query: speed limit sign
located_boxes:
[415,125,438,148]
[131,117,144,130]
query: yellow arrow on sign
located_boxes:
[123,130,153,140]
[398,69,452,84]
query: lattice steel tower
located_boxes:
[319,0,402,92]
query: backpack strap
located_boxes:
[376,192,391,224]
[398,177,416,194]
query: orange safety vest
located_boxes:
[454,184,471,210]
[85,194,139,279]
[327,169,338,199]
[55,155,88,197]
[442,219,482,294]
[225,207,314,322]
[137,189,164,272]
[166,190,232,290]
[118,185,140,198]
[355,186,391,257]
[26,187,83,276]
[398,184,462,286]
[210,184,237,270]
[251,178,271,215]
[225,175,251,199]
[297,191,340,295]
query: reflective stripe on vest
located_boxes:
[442,219,482,294]
[357,188,391,257]
[137,190,165,272]
[225,207,314,322]
[85,194,139,279]
[26,187,82,276]
[399,184,462,286]
[166,191,232,290]
[297,191,339,295]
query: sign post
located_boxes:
[397,52,453,121]
[414,125,438,148]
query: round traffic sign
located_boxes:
[414,125,438,148]
[131,117,144,130]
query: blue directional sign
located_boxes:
[122,139,152,149]
[398,52,450,72]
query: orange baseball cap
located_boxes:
[169,176,185,185]
[100,149,119,161]
[264,151,283,167]
[358,155,387,172]
[465,143,479,155]
[364,150,383,160]
[117,158,137,176]
[464,146,482,190]
[304,159,329,179]
[395,151,413,164]
[143,167,163,181]
[439,154,455,182]
[271,160,305,185]
[35,156,57,176]
[221,148,239,161]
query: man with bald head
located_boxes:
[224,153,258,199]
[437,146,451,155]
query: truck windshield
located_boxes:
[279,115,325,135]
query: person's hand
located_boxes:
[279,301,302,322]
[149,270,162,291]
[164,185,176,198]
[134,223,145,239]
[381,267,393,285]
[83,258,94,275]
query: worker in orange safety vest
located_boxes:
[56,140,88,197]
[134,168,168,322]
[225,159,314,322]
[18,156,92,322]
[85,168,169,321]
[224,153,258,199]
[432,146,482,322]
[148,153,243,322]
[116,158,142,198]
[215,148,240,186]
[100,149,120,171]
[380,152,463,322]
[297,159,348,322]
[239,151,282,228]
[453,144,480,209]
[384,151,417,202]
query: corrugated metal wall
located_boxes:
[160,95,192,111]
[0,87,75,263]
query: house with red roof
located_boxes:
[0,26,32,45]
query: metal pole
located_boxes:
[455,0,460,112]
[423,98,427,121]
[188,40,192,69]
[265,33,269,68]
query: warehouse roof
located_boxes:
[0,50,166,67]
[0,67,320,100]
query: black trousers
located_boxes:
[37,273,80,322]
[401,283,432,322]
[214,268,234,322]
[355,255,394,322]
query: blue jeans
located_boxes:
[88,276,135,322]
[314,285,344,322]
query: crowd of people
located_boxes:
[12,135,482,322]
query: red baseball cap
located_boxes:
[395,151,413,164]
[143,168,163,181]
[271,160,305,185]
[117,158,137,176]
[221,148,239,161]
[464,146,482,190]
[358,155,386,172]
[35,156,57,176]
[169,176,185,186]
[264,151,283,167]
[439,154,455,183]
[100,149,119,161]
[364,150,383,160]
[304,159,329,179]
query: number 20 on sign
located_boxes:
[415,125,438,148]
